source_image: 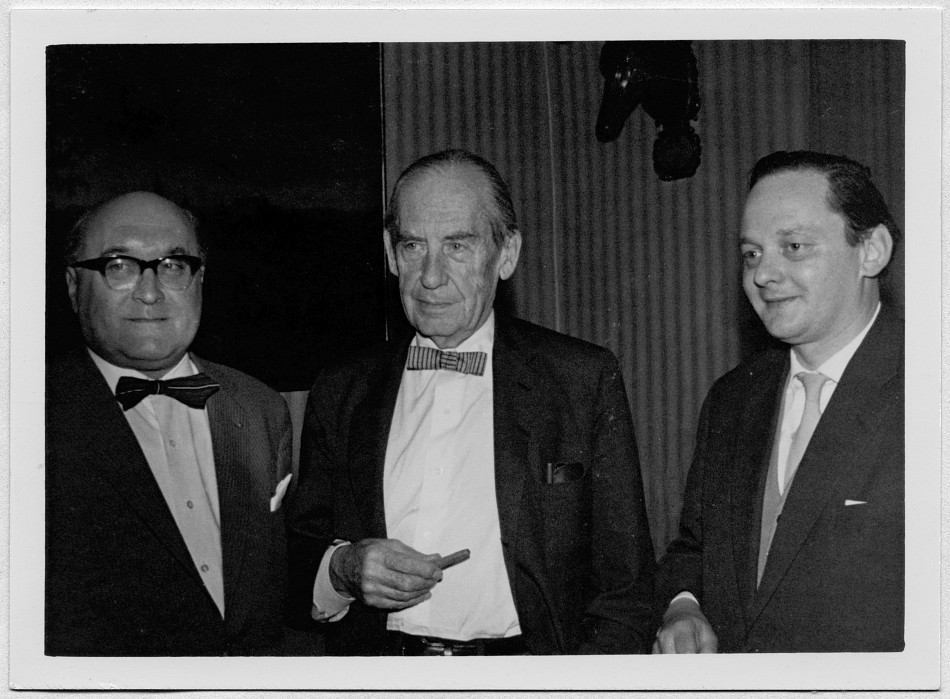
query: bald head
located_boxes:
[65,192,203,266]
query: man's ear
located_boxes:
[382,229,399,276]
[497,230,522,281]
[65,267,79,313]
[859,224,893,278]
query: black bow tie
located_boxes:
[406,345,487,376]
[115,373,220,411]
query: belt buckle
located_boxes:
[420,637,478,656]
[420,638,451,656]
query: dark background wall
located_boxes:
[382,40,904,553]
[46,43,386,393]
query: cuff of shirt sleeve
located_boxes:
[670,590,700,607]
[311,541,355,622]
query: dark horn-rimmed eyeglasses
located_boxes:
[70,255,204,291]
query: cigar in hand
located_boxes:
[437,548,471,570]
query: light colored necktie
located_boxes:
[785,371,829,490]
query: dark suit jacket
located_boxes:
[46,348,294,656]
[286,316,656,654]
[657,306,904,652]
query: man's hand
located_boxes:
[652,596,719,654]
[329,538,443,610]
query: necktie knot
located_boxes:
[796,371,829,405]
[115,373,221,411]
[406,345,487,376]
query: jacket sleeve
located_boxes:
[655,393,712,611]
[284,377,341,628]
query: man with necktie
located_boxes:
[46,192,295,655]
[286,149,656,655]
[654,150,903,653]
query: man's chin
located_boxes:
[759,317,805,346]
[117,346,188,376]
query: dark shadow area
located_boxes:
[47,43,386,391]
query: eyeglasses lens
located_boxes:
[103,257,196,291]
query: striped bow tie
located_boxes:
[406,345,487,376]
[115,373,221,411]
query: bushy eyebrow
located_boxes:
[738,227,813,246]
[393,231,481,244]
[391,231,422,244]
[444,231,479,242]
[98,245,191,257]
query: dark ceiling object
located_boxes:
[596,41,701,181]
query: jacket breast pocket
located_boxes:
[542,460,588,486]
[538,459,593,557]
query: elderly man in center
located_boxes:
[286,149,655,655]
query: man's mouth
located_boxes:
[760,295,795,305]
[415,298,455,308]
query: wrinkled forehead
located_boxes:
[83,198,198,256]
[398,164,494,233]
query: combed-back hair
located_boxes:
[63,194,204,266]
[748,150,901,270]
[384,149,519,247]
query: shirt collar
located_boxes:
[413,311,495,355]
[788,302,881,384]
[88,349,197,394]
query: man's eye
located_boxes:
[105,258,135,273]
[740,249,760,264]
[159,259,187,273]
[785,242,808,255]
[399,241,425,257]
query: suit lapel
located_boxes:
[348,341,409,539]
[491,320,535,582]
[750,309,902,622]
[730,351,788,616]
[197,358,255,627]
[59,350,203,586]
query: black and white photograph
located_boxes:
[6,6,943,693]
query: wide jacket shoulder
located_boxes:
[493,315,618,376]
[191,355,288,414]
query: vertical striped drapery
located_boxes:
[381,40,903,552]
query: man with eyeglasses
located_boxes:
[46,191,295,656]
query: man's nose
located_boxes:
[131,268,165,304]
[752,252,784,287]
[420,249,447,289]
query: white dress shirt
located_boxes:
[311,313,521,639]
[90,350,225,616]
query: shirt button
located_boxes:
[169,439,176,448]
[186,500,194,509]
[200,564,209,573]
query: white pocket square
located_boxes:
[270,473,293,512]
[844,499,867,506]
